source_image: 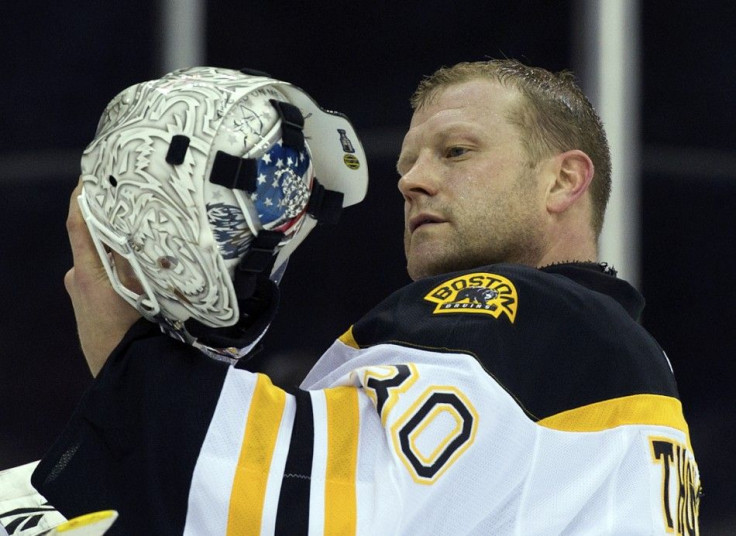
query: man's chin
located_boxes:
[407,255,465,282]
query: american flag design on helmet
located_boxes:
[206,139,312,261]
[250,140,311,229]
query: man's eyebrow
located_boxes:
[436,124,484,140]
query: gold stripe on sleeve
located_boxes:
[338,326,359,349]
[324,386,359,536]
[227,374,286,535]
[537,394,690,437]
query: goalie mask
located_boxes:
[79,66,368,360]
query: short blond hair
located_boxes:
[411,59,611,238]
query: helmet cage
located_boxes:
[78,189,163,319]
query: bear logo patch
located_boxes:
[424,273,517,322]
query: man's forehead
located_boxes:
[416,78,518,113]
[402,80,521,146]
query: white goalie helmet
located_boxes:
[79,66,368,359]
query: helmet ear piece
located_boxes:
[269,99,305,151]
[239,67,272,78]
[209,151,259,192]
[165,135,190,165]
[307,178,345,225]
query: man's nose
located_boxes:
[398,156,439,201]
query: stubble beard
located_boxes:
[404,169,544,281]
[405,219,542,281]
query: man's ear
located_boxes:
[545,149,594,214]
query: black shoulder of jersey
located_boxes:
[350,263,679,421]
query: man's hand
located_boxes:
[64,180,141,376]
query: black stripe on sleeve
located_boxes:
[274,389,314,535]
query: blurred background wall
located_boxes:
[1,1,734,532]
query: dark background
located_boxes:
[1,1,734,532]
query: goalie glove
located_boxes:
[0,461,117,536]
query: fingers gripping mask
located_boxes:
[79,67,368,360]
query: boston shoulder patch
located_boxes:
[424,272,517,322]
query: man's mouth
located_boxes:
[409,214,446,233]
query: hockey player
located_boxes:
[30,61,700,534]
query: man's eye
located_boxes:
[445,146,468,158]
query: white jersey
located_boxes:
[32,263,701,534]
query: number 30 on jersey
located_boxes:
[361,364,479,484]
